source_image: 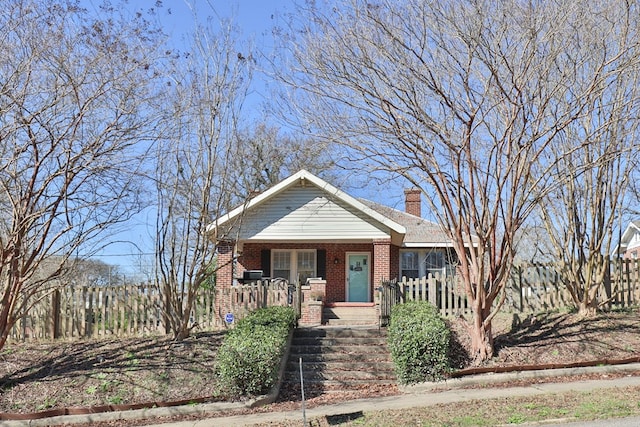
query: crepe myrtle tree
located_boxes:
[153,9,342,339]
[0,0,164,350]
[539,98,640,315]
[277,0,640,361]
[528,1,640,316]
[153,13,254,340]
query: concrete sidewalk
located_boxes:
[146,363,640,427]
[4,363,640,427]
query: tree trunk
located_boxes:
[470,308,494,363]
[0,298,14,351]
[577,299,598,318]
[175,326,190,341]
[0,332,8,354]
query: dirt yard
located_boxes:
[1,308,640,417]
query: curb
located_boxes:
[0,400,247,427]
[400,362,640,393]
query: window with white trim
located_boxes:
[400,249,449,279]
[425,251,445,277]
[400,251,420,279]
[272,251,291,280]
[272,249,316,284]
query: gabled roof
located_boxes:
[621,221,640,244]
[207,169,406,241]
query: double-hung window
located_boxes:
[400,251,420,279]
[400,249,448,279]
[425,251,445,278]
[272,249,316,283]
[272,251,291,280]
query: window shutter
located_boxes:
[261,249,271,277]
[316,249,326,279]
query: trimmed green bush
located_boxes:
[387,301,451,384]
[235,305,297,332]
[215,306,296,397]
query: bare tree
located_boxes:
[154,15,254,340]
[539,64,640,315]
[0,0,164,350]
[67,258,124,287]
[277,0,640,361]
[153,8,343,339]
[224,122,338,203]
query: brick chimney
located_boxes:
[404,188,421,217]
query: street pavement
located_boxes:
[543,417,640,427]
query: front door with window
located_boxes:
[346,253,370,302]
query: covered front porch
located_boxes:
[209,170,407,325]
[235,240,399,305]
[213,240,397,326]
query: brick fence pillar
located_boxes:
[373,238,391,295]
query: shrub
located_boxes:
[215,306,296,397]
[236,305,297,331]
[387,301,451,384]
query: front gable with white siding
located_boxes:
[210,169,406,247]
[235,184,393,243]
[616,220,640,259]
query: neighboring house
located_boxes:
[208,170,458,320]
[615,220,640,259]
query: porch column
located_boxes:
[215,239,235,323]
[372,238,392,290]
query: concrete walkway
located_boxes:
[4,364,640,427]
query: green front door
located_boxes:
[347,253,370,302]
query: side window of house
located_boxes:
[425,251,445,278]
[400,251,419,279]
[273,251,291,282]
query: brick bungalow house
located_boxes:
[209,169,457,324]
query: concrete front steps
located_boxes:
[280,326,398,400]
[322,302,378,326]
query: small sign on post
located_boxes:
[225,313,234,324]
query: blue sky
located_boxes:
[83,1,414,277]
[129,0,295,50]
[84,1,298,275]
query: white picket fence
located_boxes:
[379,259,640,323]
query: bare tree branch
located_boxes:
[277,0,640,361]
[0,0,164,350]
